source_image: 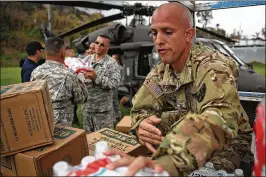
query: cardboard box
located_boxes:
[116,116,132,134]
[1,126,89,176]
[86,128,147,157]
[0,80,55,157]
[1,156,17,176]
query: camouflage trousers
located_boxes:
[82,107,115,133]
[209,133,252,173]
[113,89,121,122]
[54,110,74,127]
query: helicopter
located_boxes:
[35,1,265,127]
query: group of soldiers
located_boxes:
[21,2,254,176]
[30,34,124,133]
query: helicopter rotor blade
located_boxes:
[28,1,124,11]
[58,12,125,38]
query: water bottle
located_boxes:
[53,161,69,176]
[189,162,245,176]
[94,141,109,159]
[53,141,170,176]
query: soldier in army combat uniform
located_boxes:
[102,2,253,176]
[31,37,89,126]
[82,34,121,133]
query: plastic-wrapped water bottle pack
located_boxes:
[188,162,244,177]
[53,141,170,176]
[64,57,93,83]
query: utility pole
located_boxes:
[47,4,52,31]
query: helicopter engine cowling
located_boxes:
[107,23,127,44]
[74,23,130,53]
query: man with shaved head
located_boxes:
[102,2,252,176]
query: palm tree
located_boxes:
[196,11,213,29]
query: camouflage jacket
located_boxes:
[130,43,253,176]
[85,54,121,112]
[118,64,125,85]
[31,60,88,126]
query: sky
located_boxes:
[83,1,265,39]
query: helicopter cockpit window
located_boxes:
[137,47,153,76]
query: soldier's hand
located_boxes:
[104,148,164,176]
[138,115,164,152]
[120,96,129,105]
[84,69,97,81]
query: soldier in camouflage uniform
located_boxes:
[31,37,88,126]
[82,34,121,133]
[102,3,253,176]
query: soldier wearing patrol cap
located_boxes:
[102,2,253,176]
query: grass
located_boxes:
[0,67,21,86]
[1,52,27,67]
[249,61,265,77]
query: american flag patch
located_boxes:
[144,79,163,98]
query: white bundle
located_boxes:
[64,57,92,83]
[53,141,170,177]
[64,57,90,73]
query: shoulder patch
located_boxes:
[144,79,163,98]
[193,83,206,102]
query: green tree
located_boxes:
[0,2,109,67]
[230,29,242,40]
[253,32,260,38]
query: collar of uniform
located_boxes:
[91,54,109,65]
[160,49,193,87]
[83,54,93,62]
[179,42,208,85]
[46,60,65,68]
[179,53,193,86]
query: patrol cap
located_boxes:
[26,41,45,55]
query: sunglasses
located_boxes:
[95,41,105,47]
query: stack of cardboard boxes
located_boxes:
[0,81,88,176]
[1,81,146,176]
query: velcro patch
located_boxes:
[193,83,206,102]
[144,79,163,98]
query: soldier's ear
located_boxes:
[185,28,195,43]
[61,49,66,59]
